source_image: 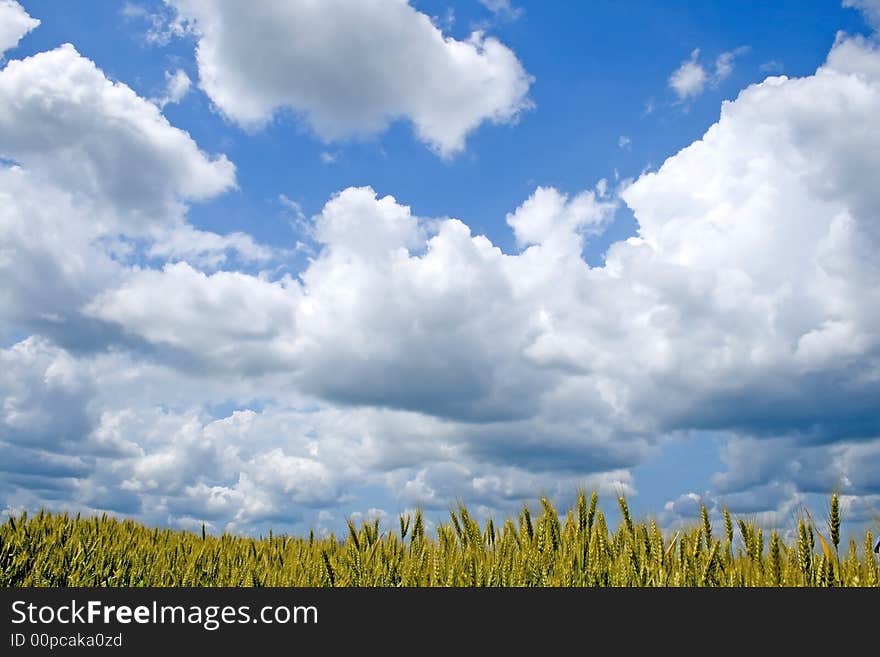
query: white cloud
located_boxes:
[506,185,615,252]
[146,223,279,268]
[0,166,267,339]
[153,68,192,107]
[0,0,38,55]
[0,43,273,344]
[669,49,708,100]
[86,262,302,372]
[618,135,631,150]
[844,0,880,30]
[314,186,425,259]
[166,0,533,157]
[760,59,785,74]
[121,2,188,46]
[669,47,747,101]
[713,46,748,83]
[0,45,235,225]
[826,31,880,80]
[478,0,523,21]
[663,492,702,517]
[0,166,122,330]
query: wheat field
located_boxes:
[1,493,877,586]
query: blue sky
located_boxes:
[1,0,879,536]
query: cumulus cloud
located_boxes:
[0,0,38,55]
[0,166,121,331]
[826,31,880,80]
[3,23,880,532]
[0,338,93,450]
[146,229,279,271]
[86,262,302,374]
[166,0,533,156]
[0,41,278,341]
[0,45,235,224]
[507,185,615,252]
[712,435,880,502]
[41,35,880,527]
[622,43,880,439]
[0,167,273,336]
[1,336,636,532]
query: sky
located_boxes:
[1,0,879,537]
